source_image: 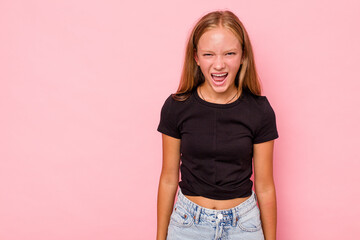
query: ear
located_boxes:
[194,51,200,66]
[240,51,244,64]
[240,55,245,65]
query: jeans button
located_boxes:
[217,213,223,219]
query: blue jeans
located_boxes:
[167,189,265,240]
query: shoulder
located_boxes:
[243,89,272,111]
[162,91,194,109]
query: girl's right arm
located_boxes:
[156,134,181,240]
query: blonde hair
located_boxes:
[173,10,262,101]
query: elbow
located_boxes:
[159,170,179,187]
[254,179,276,194]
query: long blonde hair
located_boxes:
[173,10,262,101]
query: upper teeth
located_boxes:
[212,73,227,77]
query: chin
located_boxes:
[210,82,233,92]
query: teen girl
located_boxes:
[157,10,279,240]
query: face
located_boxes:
[195,27,242,95]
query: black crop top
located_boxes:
[157,87,279,200]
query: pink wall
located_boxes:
[1,0,359,239]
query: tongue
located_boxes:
[212,75,226,81]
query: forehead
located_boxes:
[197,27,241,50]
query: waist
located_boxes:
[176,188,258,224]
[184,194,251,210]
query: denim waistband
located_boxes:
[176,189,258,227]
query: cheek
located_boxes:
[199,58,212,66]
[227,60,241,73]
[198,65,207,76]
[198,61,211,72]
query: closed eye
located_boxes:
[226,52,236,55]
[203,53,213,56]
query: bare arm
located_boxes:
[157,134,181,240]
[253,140,277,240]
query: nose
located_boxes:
[214,56,225,70]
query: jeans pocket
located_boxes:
[237,206,262,232]
[169,203,194,228]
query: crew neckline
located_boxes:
[193,86,246,109]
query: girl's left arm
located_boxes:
[253,140,277,240]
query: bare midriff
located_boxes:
[184,194,251,210]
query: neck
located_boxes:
[199,84,240,104]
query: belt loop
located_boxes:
[232,208,237,227]
[195,206,201,224]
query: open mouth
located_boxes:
[211,73,228,85]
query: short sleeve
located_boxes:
[253,97,279,144]
[157,95,181,139]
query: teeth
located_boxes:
[212,73,227,77]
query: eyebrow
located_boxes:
[198,48,239,53]
[224,48,238,52]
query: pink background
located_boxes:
[1,0,359,239]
